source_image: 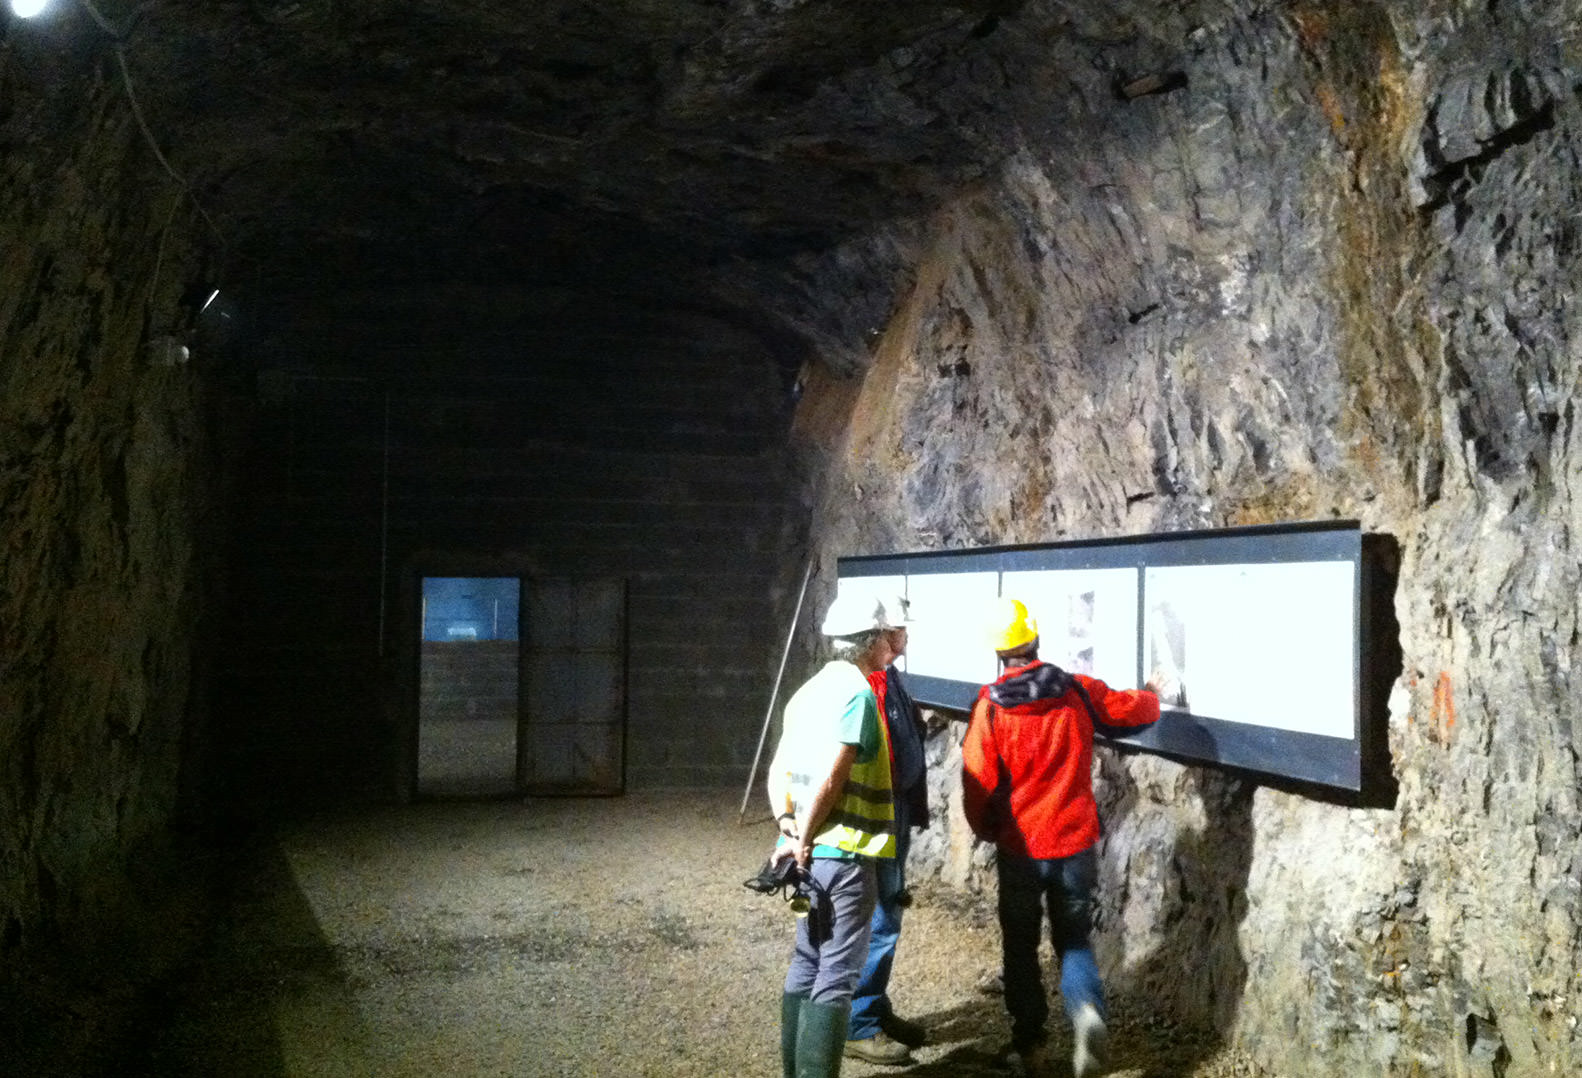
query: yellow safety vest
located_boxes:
[780,661,896,858]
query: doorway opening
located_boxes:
[418,576,520,797]
[415,575,627,798]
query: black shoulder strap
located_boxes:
[1069,677,1104,728]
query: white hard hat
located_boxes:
[886,594,914,624]
[820,590,902,638]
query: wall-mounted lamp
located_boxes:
[148,335,190,368]
[194,287,241,355]
[197,288,236,327]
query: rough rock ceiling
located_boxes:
[172,0,1021,259]
[15,0,1224,339]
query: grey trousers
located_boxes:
[783,856,878,1005]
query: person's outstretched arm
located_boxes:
[1077,675,1161,734]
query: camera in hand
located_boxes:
[744,854,804,895]
[744,853,831,939]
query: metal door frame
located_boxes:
[397,563,628,801]
[399,559,527,802]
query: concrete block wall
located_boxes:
[419,641,518,723]
[215,310,797,805]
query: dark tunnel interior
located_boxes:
[6,1,1582,1075]
[8,0,1025,815]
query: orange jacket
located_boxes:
[962,661,1159,860]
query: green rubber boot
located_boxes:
[782,992,809,1078]
[795,998,852,1078]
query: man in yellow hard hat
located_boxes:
[766,591,901,1078]
[962,598,1160,1078]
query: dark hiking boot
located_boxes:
[1018,1039,1056,1078]
[879,1012,927,1048]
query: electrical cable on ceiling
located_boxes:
[74,0,126,35]
[78,0,226,247]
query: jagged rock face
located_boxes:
[789,3,1581,1077]
[1,46,211,979]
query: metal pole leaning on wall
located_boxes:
[738,559,816,824]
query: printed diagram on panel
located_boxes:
[1146,592,1190,711]
[1142,561,1354,738]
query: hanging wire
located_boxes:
[77,0,226,247]
[142,186,186,328]
[74,0,130,36]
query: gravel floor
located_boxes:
[127,791,1259,1077]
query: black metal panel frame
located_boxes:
[841,520,1393,793]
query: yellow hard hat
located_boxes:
[987,597,1038,652]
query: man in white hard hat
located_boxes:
[766,590,901,1078]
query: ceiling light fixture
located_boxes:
[10,0,49,18]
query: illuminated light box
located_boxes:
[837,521,1396,793]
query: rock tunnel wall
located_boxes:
[786,5,1580,1076]
[0,35,214,1033]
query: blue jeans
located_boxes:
[997,846,1104,1050]
[848,802,911,1039]
[784,857,878,1005]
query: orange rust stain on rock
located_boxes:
[1353,432,1382,474]
[1430,671,1455,743]
[1314,83,1347,137]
